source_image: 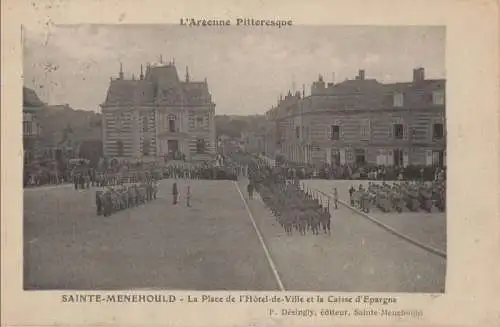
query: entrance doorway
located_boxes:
[168,140,179,154]
[331,148,340,165]
[355,148,366,165]
[393,149,404,167]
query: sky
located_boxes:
[23,25,445,115]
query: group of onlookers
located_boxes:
[268,162,446,182]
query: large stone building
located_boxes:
[23,87,44,165]
[264,68,446,168]
[100,61,216,161]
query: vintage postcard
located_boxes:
[1,0,499,326]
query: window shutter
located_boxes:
[340,125,345,138]
[326,147,332,165]
[403,150,409,167]
[403,123,408,140]
[325,126,330,140]
[388,124,393,138]
[425,150,433,166]
[387,149,394,166]
[339,148,346,165]
[443,150,447,167]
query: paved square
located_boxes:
[24,180,278,290]
[239,179,446,292]
[301,179,446,254]
[24,178,446,292]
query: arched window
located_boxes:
[168,114,176,132]
[116,140,124,156]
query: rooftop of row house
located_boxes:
[267,67,445,119]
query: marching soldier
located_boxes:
[172,182,178,205]
[333,187,339,209]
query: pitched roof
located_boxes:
[181,82,211,105]
[102,64,212,107]
[275,77,446,115]
[383,79,446,108]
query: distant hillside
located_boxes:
[215,114,266,139]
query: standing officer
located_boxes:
[186,185,191,207]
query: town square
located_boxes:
[22,25,446,292]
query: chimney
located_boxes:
[358,69,365,80]
[413,67,425,82]
[119,62,124,80]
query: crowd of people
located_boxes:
[268,159,446,183]
[348,180,446,214]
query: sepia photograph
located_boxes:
[22,24,448,292]
[21,24,448,293]
[3,0,500,326]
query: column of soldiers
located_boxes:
[247,159,332,236]
[349,180,446,213]
[95,178,159,217]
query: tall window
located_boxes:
[196,116,204,128]
[196,139,206,154]
[295,126,300,139]
[116,140,124,156]
[394,124,404,139]
[433,123,444,139]
[331,125,340,140]
[143,139,150,156]
[169,119,176,132]
[360,119,370,140]
[142,116,148,132]
[432,90,445,105]
[346,150,354,163]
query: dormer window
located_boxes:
[393,92,404,107]
[432,90,445,105]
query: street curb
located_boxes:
[312,188,447,260]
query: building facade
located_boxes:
[100,61,216,161]
[23,87,44,165]
[265,68,446,168]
